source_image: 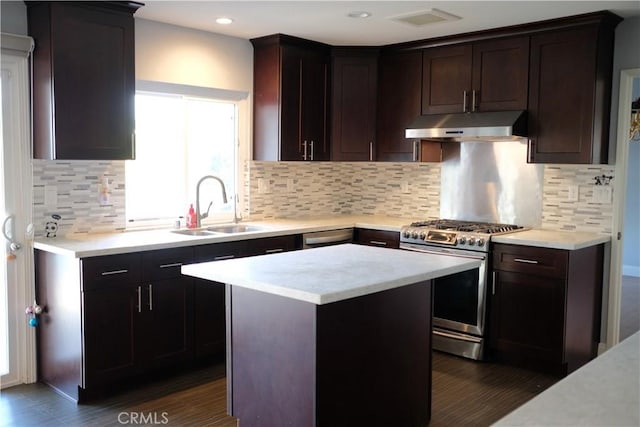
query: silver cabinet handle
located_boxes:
[302,140,308,161]
[369,240,387,246]
[310,140,314,161]
[514,258,539,264]
[472,89,477,112]
[265,248,284,254]
[492,271,496,295]
[131,132,136,159]
[159,262,182,269]
[413,140,420,162]
[463,90,468,113]
[369,142,373,161]
[101,269,128,276]
[214,255,235,261]
[148,284,153,311]
[137,286,142,313]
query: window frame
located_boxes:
[126,80,250,230]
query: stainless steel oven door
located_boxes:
[399,242,487,336]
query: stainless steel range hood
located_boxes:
[405,110,527,141]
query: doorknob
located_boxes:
[2,215,21,253]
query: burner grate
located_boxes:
[408,219,524,235]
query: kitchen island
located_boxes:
[182,243,481,427]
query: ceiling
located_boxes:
[135,1,640,46]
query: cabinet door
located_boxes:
[280,45,305,161]
[83,283,141,388]
[242,235,299,257]
[527,25,601,163]
[490,270,565,368]
[472,37,529,112]
[377,51,423,161]
[422,44,472,114]
[331,52,378,161]
[29,2,137,160]
[301,52,330,161]
[194,279,227,359]
[144,277,194,367]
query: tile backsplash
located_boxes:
[32,159,616,237]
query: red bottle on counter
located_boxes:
[186,204,197,229]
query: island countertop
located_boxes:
[181,243,481,305]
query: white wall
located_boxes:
[0,1,27,35]
[135,18,253,92]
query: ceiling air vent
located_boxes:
[390,8,461,26]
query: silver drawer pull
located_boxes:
[101,269,128,276]
[159,262,182,269]
[514,258,539,264]
[214,255,235,261]
[369,240,387,246]
[265,248,284,254]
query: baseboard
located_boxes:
[622,265,640,277]
[597,342,607,356]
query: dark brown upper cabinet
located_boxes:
[376,50,423,162]
[330,48,379,161]
[527,14,621,164]
[252,34,330,161]
[421,36,529,114]
[27,1,141,160]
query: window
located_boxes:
[127,86,242,229]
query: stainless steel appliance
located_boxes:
[399,219,525,360]
[302,228,353,249]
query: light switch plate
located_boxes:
[567,185,579,202]
[591,186,613,204]
[257,178,270,194]
[44,185,58,207]
[400,182,410,194]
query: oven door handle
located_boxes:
[434,329,483,343]
[400,246,486,261]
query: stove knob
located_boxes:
[477,238,485,247]
[419,231,427,239]
[402,230,411,238]
[468,237,476,246]
[411,231,419,239]
[457,236,467,245]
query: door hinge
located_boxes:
[617,232,622,240]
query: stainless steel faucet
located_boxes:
[196,175,228,228]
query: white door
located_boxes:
[1,34,36,388]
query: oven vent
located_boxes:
[390,8,461,27]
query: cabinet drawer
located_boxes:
[193,241,245,263]
[492,243,568,279]
[81,253,142,290]
[242,235,298,257]
[355,228,400,249]
[142,247,194,281]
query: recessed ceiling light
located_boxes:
[216,17,233,25]
[390,8,460,27]
[347,11,372,19]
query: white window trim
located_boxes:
[128,80,250,230]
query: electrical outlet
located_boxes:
[400,182,410,194]
[257,178,270,194]
[591,186,613,204]
[567,185,579,202]
[287,179,295,193]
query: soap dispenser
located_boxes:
[187,204,197,229]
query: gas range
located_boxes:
[400,219,526,252]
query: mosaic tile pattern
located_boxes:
[32,159,615,237]
[541,165,615,234]
[32,160,126,237]
[246,161,441,220]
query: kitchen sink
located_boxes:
[171,229,218,236]
[206,224,267,233]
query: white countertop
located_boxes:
[492,228,610,250]
[181,243,481,305]
[493,331,639,427]
[33,215,409,258]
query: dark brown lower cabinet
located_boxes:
[355,228,400,248]
[227,281,432,427]
[489,243,604,375]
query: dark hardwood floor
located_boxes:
[2,282,637,427]
[1,352,558,427]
